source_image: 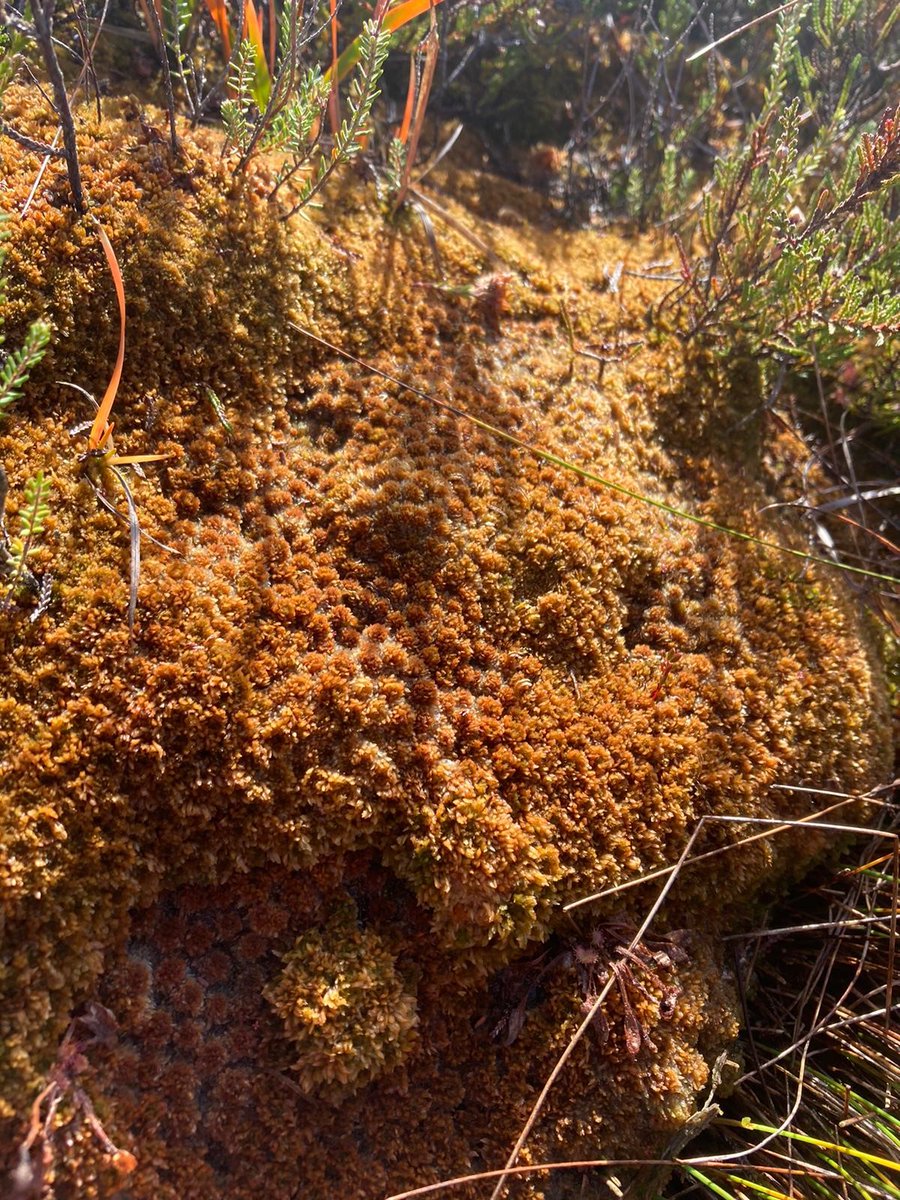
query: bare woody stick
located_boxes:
[145,0,180,156]
[29,0,85,213]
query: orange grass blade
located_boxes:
[88,224,126,452]
[327,0,340,133]
[243,1,271,107]
[109,452,175,465]
[383,0,444,36]
[393,5,438,210]
[266,0,276,73]
[397,53,416,142]
[244,2,265,55]
[206,0,232,58]
[329,0,446,84]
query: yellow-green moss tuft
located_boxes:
[264,900,418,1093]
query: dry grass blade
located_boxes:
[328,0,447,84]
[397,53,417,145]
[670,790,900,1200]
[685,1,803,64]
[327,0,340,133]
[382,1160,838,1200]
[110,464,140,632]
[83,466,140,631]
[393,2,438,213]
[206,0,233,58]
[384,1159,842,1200]
[403,186,498,260]
[488,809,767,1200]
[564,792,892,911]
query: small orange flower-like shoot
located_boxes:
[110,1148,138,1174]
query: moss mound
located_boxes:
[264,899,419,1094]
[0,93,892,1198]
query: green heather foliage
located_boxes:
[0,213,51,618]
[0,211,52,594]
[220,6,389,206]
[0,319,50,421]
[669,0,900,370]
[2,470,50,598]
[221,38,262,154]
[282,18,392,215]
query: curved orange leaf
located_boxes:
[206,0,232,57]
[89,224,126,452]
[329,0,445,84]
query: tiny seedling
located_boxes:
[206,386,234,438]
[1,469,52,617]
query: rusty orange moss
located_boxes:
[0,88,892,1198]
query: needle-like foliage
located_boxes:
[0,214,52,619]
[668,3,900,369]
[1,469,51,610]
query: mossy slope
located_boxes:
[0,92,891,1198]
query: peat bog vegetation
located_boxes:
[0,0,897,1197]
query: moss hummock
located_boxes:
[0,90,891,1199]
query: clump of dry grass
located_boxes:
[672,782,900,1200]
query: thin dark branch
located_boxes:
[72,0,101,119]
[146,0,180,155]
[29,0,85,212]
[192,0,247,126]
[0,117,65,158]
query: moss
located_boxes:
[264,899,418,1094]
[0,88,892,1198]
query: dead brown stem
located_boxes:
[29,0,85,212]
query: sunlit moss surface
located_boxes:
[0,90,891,1198]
